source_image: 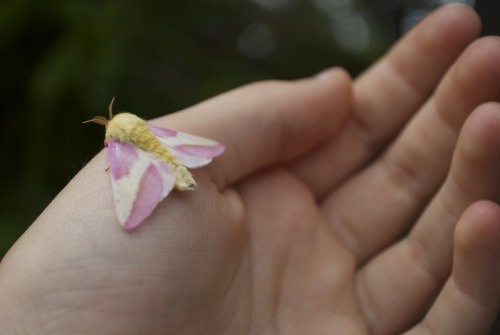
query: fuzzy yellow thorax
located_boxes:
[106,113,160,153]
[106,113,195,190]
[82,99,195,191]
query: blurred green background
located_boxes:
[0,0,495,255]
[1,0,500,331]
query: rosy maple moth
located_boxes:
[85,98,225,230]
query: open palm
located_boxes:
[2,5,500,335]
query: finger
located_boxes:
[153,68,353,189]
[355,103,500,334]
[321,37,500,264]
[404,201,500,335]
[289,4,481,196]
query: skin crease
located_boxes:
[1,4,500,335]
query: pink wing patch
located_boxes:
[122,164,163,230]
[106,140,176,230]
[107,140,138,179]
[149,124,225,168]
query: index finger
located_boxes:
[289,4,481,197]
[154,68,353,189]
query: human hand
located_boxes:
[1,5,500,335]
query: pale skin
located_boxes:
[1,5,500,334]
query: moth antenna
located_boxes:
[82,116,108,125]
[109,97,116,120]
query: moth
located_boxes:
[85,98,225,230]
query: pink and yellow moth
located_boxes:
[85,98,225,230]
